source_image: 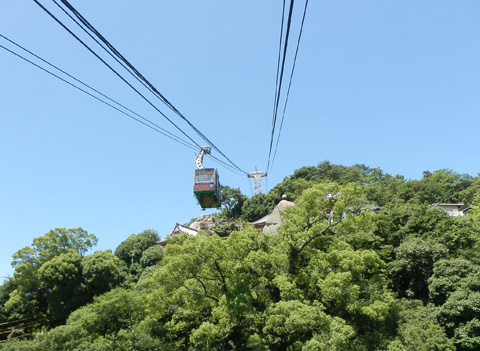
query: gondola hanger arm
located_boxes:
[195,146,211,170]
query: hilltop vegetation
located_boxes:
[1,161,480,350]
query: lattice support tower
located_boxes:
[248,168,267,195]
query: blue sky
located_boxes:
[1,1,479,279]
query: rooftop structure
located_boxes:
[250,195,297,234]
[433,203,468,217]
[157,223,199,248]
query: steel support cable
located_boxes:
[267,0,285,174]
[56,0,222,154]
[49,0,162,110]
[61,0,248,175]
[266,0,295,173]
[268,0,295,169]
[33,0,203,152]
[207,154,245,176]
[271,0,286,135]
[56,0,168,106]
[0,33,197,150]
[0,42,196,151]
[270,0,309,171]
[56,0,247,175]
[55,0,249,175]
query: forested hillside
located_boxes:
[1,162,480,350]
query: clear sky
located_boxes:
[1,1,479,279]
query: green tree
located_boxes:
[0,289,147,351]
[428,259,480,306]
[6,228,97,319]
[219,185,247,219]
[387,318,455,351]
[140,227,278,350]
[454,319,480,351]
[114,230,160,266]
[428,216,480,255]
[436,290,480,350]
[275,182,372,268]
[38,249,86,318]
[385,300,455,351]
[7,163,480,350]
[241,193,275,222]
[288,161,385,186]
[389,237,448,301]
[0,278,18,341]
[395,169,474,205]
[12,228,97,268]
[139,245,164,268]
[135,182,395,350]
[82,250,127,297]
[424,169,474,204]
[427,258,480,350]
[268,176,310,202]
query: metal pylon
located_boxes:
[248,168,267,195]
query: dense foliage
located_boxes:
[1,162,479,350]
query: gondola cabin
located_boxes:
[193,168,221,209]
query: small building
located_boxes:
[361,204,381,214]
[249,195,296,234]
[250,214,269,230]
[263,198,297,234]
[461,206,477,216]
[433,203,466,217]
[157,223,199,248]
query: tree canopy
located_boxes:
[1,162,479,350]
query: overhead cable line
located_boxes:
[55,0,177,115]
[266,0,296,173]
[49,0,163,110]
[0,34,196,150]
[55,0,247,174]
[40,0,248,175]
[56,0,248,175]
[271,0,287,140]
[33,0,204,152]
[270,0,309,169]
[207,154,247,176]
[266,0,309,174]
[0,34,195,149]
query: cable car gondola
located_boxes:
[193,147,221,209]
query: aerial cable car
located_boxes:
[193,146,221,209]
